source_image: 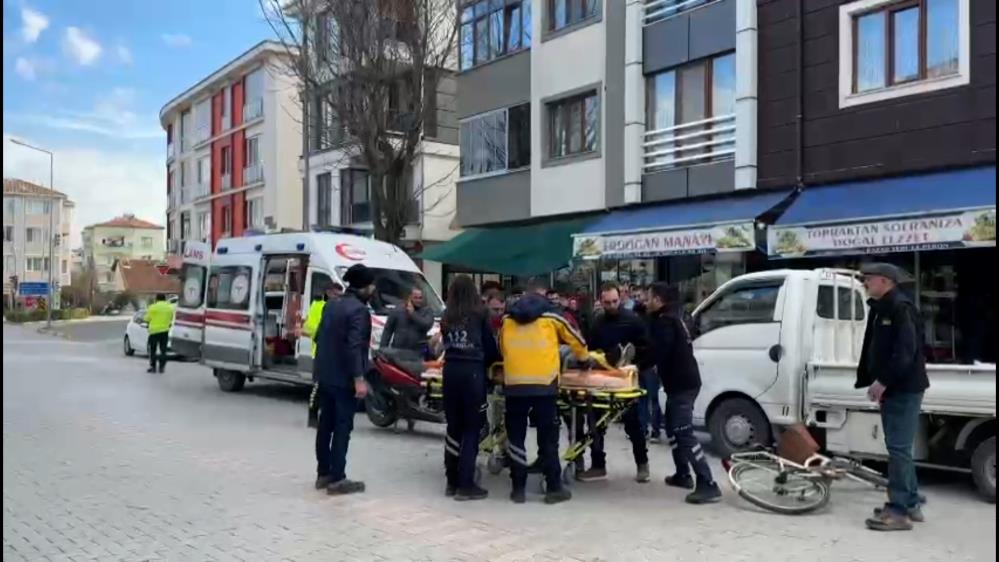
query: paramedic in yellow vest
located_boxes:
[499,278,589,505]
[144,293,175,374]
[303,281,345,357]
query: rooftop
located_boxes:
[113,259,180,295]
[3,178,68,199]
[86,214,164,230]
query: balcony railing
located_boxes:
[643,113,736,172]
[221,173,232,191]
[244,163,264,185]
[644,0,715,26]
[244,98,264,121]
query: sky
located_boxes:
[2,0,278,246]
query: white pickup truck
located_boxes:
[690,268,996,501]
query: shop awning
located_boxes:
[419,217,595,276]
[573,190,793,259]
[769,166,996,258]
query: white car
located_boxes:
[123,298,178,357]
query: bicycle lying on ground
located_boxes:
[722,447,889,515]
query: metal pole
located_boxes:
[47,152,54,329]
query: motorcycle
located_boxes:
[364,348,444,430]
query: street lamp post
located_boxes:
[10,139,56,329]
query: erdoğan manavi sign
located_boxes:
[573,222,756,259]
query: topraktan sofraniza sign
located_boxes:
[767,208,996,258]
[573,222,756,260]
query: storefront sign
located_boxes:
[768,208,996,257]
[573,222,756,260]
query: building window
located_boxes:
[548,0,598,32]
[340,169,371,224]
[460,0,532,71]
[839,0,968,107]
[61,260,67,274]
[26,257,46,272]
[25,200,50,215]
[197,212,211,242]
[459,103,531,177]
[197,156,211,190]
[180,109,193,152]
[3,225,12,242]
[547,91,599,159]
[142,236,153,248]
[311,92,340,151]
[5,199,15,216]
[5,256,14,273]
[245,136,260,167]
[25,227,42,244]
[180,213,192,240]
[195,98,211,143]
[244,69,264,120]
[220,86,231,130]
[245,198,263,229]
[645,52,735,170]
[317,172,333,227]
[221,205,232,234]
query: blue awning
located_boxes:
[769,167,996,258]
[573,190,793,259]
[776,166,996,226]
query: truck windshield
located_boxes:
[337,267,444,316]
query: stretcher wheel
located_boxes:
[561,462,576,486]
[487,453,505,475]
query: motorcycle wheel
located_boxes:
[365,391,399,428]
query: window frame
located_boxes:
[340,168,371,225]
[245,198,263,229]
[839,0,969,108]
[458,102,531,179]
[545,0,600,37]
[544,89,600,164]
[459,0,532,71]
[316,172,334,227]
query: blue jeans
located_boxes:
[315,385,357,482]
[881,392,924,515]
[638,369,663,436]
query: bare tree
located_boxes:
[262,0,458,245]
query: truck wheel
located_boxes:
[216,369,246,392]
[708,398,772,458]
[971,436,996,503]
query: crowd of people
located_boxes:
[310,265,721,505]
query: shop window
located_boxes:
[697,282,783,335]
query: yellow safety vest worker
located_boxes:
[144,300,175,335]
[302,299,326,358]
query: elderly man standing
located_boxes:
[857,263,929,531]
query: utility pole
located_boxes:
[10,139,56,329]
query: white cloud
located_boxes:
[5,88,163,140]
[15,57,36,81]
[21,7,50,43]
[63,27,102,66]
[160,33,193,48]
[4,133,166,247]
[115,44,133,65]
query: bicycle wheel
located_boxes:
[730,462,831,515]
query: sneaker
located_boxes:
[445,484,457,497]
[327,479,366,495]
[576,467,608,482]
[866,510,913,532]
[454,485,489,501]
[146,367,157,374]
[874,505,925,523]
[158,365,165,374]
[635,464,651,483]
[315,476,331,490]
[510,489,526,504]
[685,482,722,504]
[544,488,572,505]
[664,474,695,490]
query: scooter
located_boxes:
[364,348,445,430]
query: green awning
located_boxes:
[419,217,594,276]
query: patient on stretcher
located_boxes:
[559,346,639,390]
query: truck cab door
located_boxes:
[202,261,257,371]
[691,279,786,427]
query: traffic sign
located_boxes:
[18,282,50,296]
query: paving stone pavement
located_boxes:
[3,324,995,562]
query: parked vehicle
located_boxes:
[170,241,211,361]
[691,268,996,501]
[365,348,444,429]
[122,296,179,357]
[175,231,443,393]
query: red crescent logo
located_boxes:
[335,243,366,261]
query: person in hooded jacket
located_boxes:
[499,278,589,505]
[440,275,500,501]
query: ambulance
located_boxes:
[173,231,443,392]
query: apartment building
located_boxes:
[81,215,165,292]
[302,10,461,289]
[3,179,74,302]
[159,41,302,252]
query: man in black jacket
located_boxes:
[380,287,435,357]
[313,264,375,495]
[576,283,651,483]
[645,282,721,504]
[857,263,929,532]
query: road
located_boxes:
[3,321,996,562]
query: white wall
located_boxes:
[265,61,304,230]
[530,0,608,218]
[415,141,460,242]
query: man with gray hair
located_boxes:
[857,262,929,531]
